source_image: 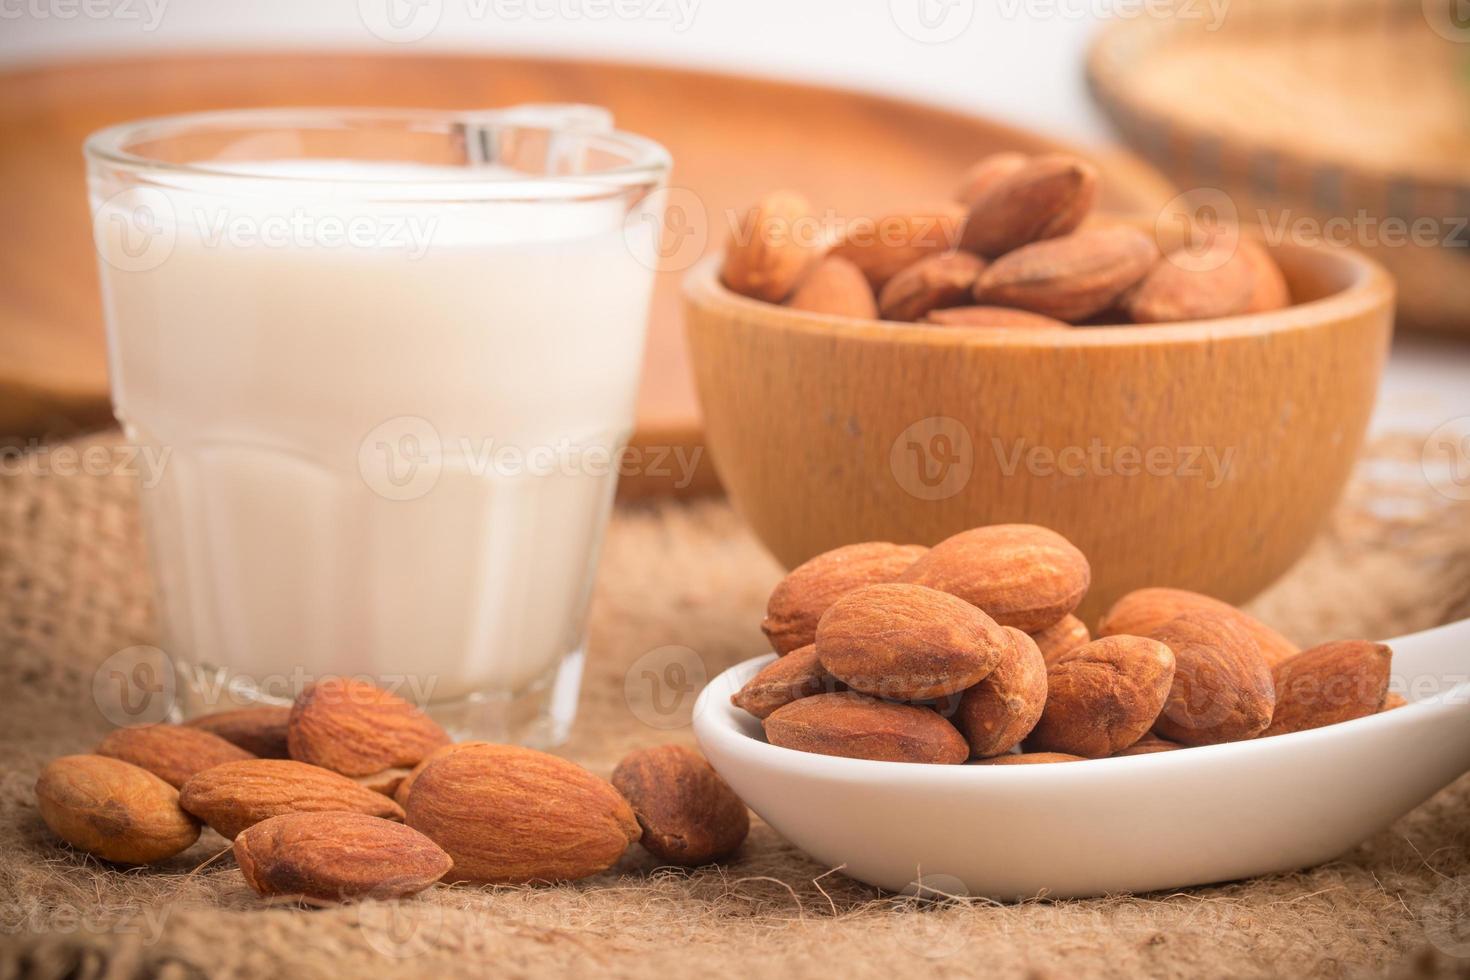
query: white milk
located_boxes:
[93,160,661,738]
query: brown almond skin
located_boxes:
[877,251,987,322]
[721,190,824,302]
[787,255,878,319]
[1032,614,1091,667]
[954,152,1030,208]
[731,645,840,720]
[1028,635,1177,758]
[764,692,968,764]
[1124,242,1256,324]
[96,724,256,788]
[762,542,928,655]
[1098,587,1299,667]
[1114,734,1183,756]
[899,523,1091,633]
[36,755,201,865]
[353,767,413,797]
[235,812,451,904]
[816,583,1009,700]
[611,745,749,866]
[1263,641,1392,737]
[179,758,405,840]
[393,742,484,809]
[287,677,451,777]
[1240,239,1290,313]
[975,752,1085,765]
[974,225,1160,323]
[1382,692,1408,712]
[830,204,968,289]
[1150,612,1274,745]
[960,153,1098,258]
[923,306,1070,329]
[406,743,640,884]
[955,627,1048,758]
[184,706,292,758]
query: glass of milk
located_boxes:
[85,107,670,747]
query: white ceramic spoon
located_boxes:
[693,618,1470,899]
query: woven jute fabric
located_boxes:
[2,430,1469,980]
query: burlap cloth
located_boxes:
[3,429,1470,980]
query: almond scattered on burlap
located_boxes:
[234,811,451,903]
[764,691,969,764]
[405,743,639,884]
[612,745,749,866]
[179,758,405,840]
[96,723,255,788]
[184,706,292,758]
[1028,635,1176,758]
[762,541,928,654]
[899,523,1091,633]
[287,676,451,778]
[36,755,201,864]
[815,582,1009,701]
[1264,640,1392,737]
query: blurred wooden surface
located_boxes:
[1088,0,1470,338]
[0,52,1176,495]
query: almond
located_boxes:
[393,742,478,809]
[235,812,451,904]
[1114,734,1182,756]
[287,677,451,778]
[1124,241,1256,324]
[1263,641,1392,737]
[1098,587,1299,667]
[786,255,878,318]
[974,752,1084,765]
[954,627,1048,758]
[762,542,928,654]
[721,190,825,302]
[1382,692,1408,712]
[815,583,1009,700]
[960,153,1097,258]
[731,645,840,719]
[611,745,749,866]
[184,706,291,758]
[1240,239,1290,313]
[96,723,255,788]
[974,225,1160,323]
[179,758,405,840]
[922,306,1070,329]
[830,204,968,289]
[763,692,968,764]
[354,766,413,797]
[1149,612,1275,745]
[1032,614,1091,667]
[899,523,1091,633]
[1028,635,1176,758]
[954,152,1030,208]
[405,743,639,884]
[877,251,986,322]
[35,755,200,864]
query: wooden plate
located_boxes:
[1088,0,1470,337]
[0,52,1175,494]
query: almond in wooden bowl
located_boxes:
[684,229,1392,622]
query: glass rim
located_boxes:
[83,106,672,197]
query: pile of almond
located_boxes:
[34,679,749,902]
[735,524,1401,764]
[720,153,1291,327]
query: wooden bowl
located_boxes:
[684,234,1394,623]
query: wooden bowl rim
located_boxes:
[685,235,1394,350]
